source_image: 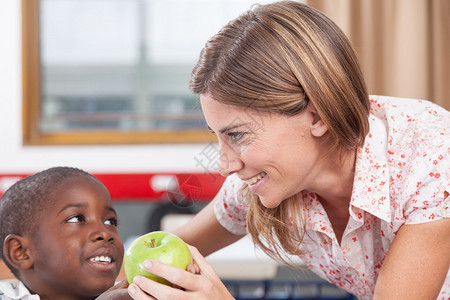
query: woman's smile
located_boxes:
[243,172,267,186]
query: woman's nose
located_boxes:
[218,144,243,176]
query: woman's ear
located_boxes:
[308,103,328,137]
[3,234,34,271]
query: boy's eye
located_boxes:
[104,218,118,227]
[67,215,85,223]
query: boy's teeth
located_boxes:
[246,172,266,185]
[90,256,112,263]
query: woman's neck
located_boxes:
[311,147,356,204]
[311,148,356,244]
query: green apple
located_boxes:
[124,231,192,285]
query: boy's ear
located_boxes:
[308,103,328,137]
[3,234,34,271]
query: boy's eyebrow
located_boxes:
[57,203,86,216]
[107,206,117,215]
[56,203,117,216]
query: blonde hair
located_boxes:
[190,1,370,264]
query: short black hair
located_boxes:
[0,167,98,277]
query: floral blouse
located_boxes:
[213,95,450,299]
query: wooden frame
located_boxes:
[21,0,214,145]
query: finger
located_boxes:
[186,263,200,274]
[187,245,216,275]
[141,260,200,291]
[128,283,156,300]
[133,276,186,299]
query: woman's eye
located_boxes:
[105,218,118,227]
[228,132,245,142]
[67,215,84,223]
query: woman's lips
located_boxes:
[245,172,267,186]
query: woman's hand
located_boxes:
[127,245,234,300]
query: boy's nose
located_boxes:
[94,232,114,242]
[90,224,114,242]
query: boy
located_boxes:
[0,167,130,299]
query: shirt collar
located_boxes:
[350,116,391,223]
[0,280,36,299]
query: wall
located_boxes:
[0,0,209,175]
[0,0,218,243]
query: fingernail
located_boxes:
[143,260,152,269]
[128,284,136,297]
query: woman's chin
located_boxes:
[258,195,282,209]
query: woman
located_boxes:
[127,1,450,299]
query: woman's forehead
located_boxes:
[201,95,263,129]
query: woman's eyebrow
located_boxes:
[219,123,251,134]
[207,123,252,134]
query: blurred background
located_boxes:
[0,0,448,298]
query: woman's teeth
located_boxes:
[89,256,112,263]
[246,172,267,186]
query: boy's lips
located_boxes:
[87,255,117,272]
[86,248,119,271]
[89,255,113,263]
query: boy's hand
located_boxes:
[171,262,201,290]
[97,262,200,297]
[96,279,133,300]
[186,262,201,275]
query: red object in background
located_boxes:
[0,173,225,202]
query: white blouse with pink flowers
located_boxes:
[213,95,450,300]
